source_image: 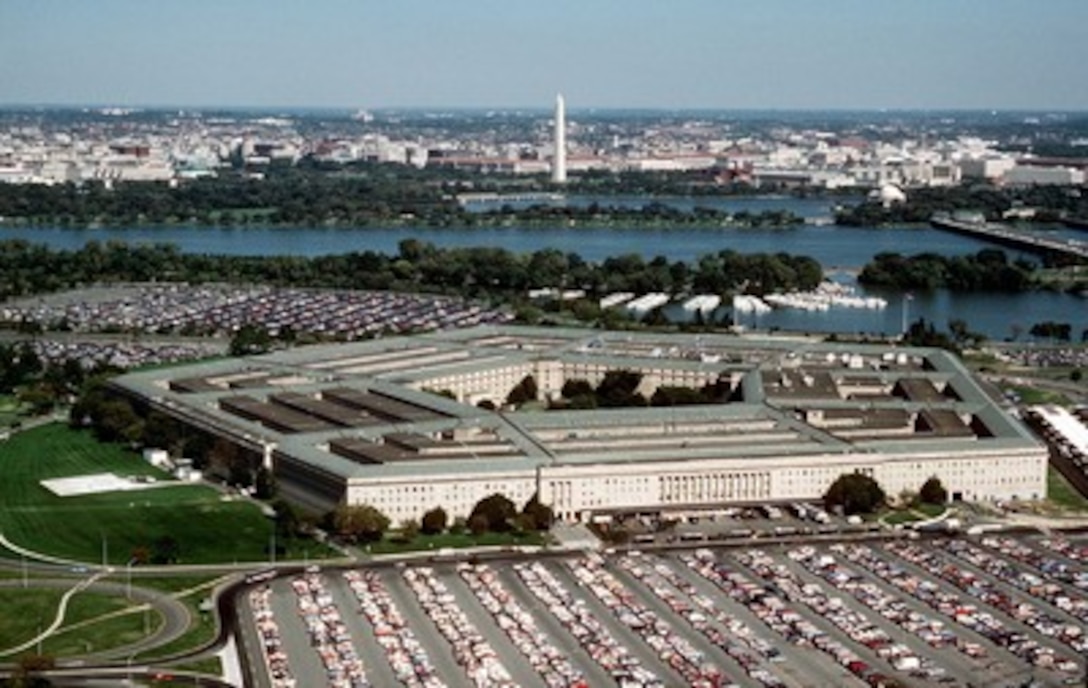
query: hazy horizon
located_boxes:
[3,1,1087,111]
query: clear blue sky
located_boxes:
[2,0,1086,110]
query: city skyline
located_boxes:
[2,1,1087,111]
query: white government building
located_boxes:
[114,326,1047,522]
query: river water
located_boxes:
[1,195,1083,340]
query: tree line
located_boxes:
[834,184,1088,227]
[858,249,1035,291]
[0,170,801,229]
[0,239,824,309]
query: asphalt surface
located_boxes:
[235,536,1088,688]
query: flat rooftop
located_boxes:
[112,325,1040,481]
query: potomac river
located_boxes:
[1,195,1084,340]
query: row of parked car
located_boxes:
[681,549,891,687]
[401,566,515,688]
[456,562,587,688]
[290,572,369,687]
[790,546,976,664]
[513,560,663,688]
[936,538,1088,647]
[3,284,513,338]
[342,569,447,688]
[862,542,1079,676]
[617,552,787,687]
[250,584,296,688]
[567,553,723,688]
[738,548,948,682]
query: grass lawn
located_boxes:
[168,656,222,676]
[110,575,222,595]
[1047,467,1088,511]
[42,606,162,657]
[0,588,66,655]
[882,510,923,525]
[135,590,217,662]
[0,587,145,657]
[0,394,27,428]
[1003,384,1072,406]
[913,502,947,518]
[0,423,294,565]
[366,529,546,555]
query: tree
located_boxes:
[596,370,646,408]
[332,503,390,543]
[254,466,276,499]
[468,513,490,535]
[421,506,448,535]
[151,535,180,564]
[271,499,300,538]
[505,374,539,406]
[823,472,886,515]
[468,493,517,533]
[229,323,273,356]
[918,476,948,505]
[9,653,56,688]
[399,518,420,542]
[522,493,554,531]
[561,379,595,399]
[17,385,55,416]
[93,397,144,444]
[449,516,467,535]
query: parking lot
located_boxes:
[238,534,1088,688]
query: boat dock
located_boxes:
[930,216,1088,261]
[457,192,565,206]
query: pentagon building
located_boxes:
[113,326,1046,521]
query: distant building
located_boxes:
[1002,165,1085,186]
[958,156,1016,181]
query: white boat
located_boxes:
[681,294,721,312]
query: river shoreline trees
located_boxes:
[0,239,824,306]
[0,173,805,229]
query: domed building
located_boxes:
[870,183,907,208]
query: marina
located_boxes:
[0,207,1084,340]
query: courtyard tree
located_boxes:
[522,493,554,531]
[505,374,539,406]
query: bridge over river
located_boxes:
[930,216,1088,261]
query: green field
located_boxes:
[0,395,27,428]
[1002,384,1072,406]
[1048,467,1088,511]
[0,588,66,655]
[0,424,291,565]
[135,589,217,662]
[41,606,163,657]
